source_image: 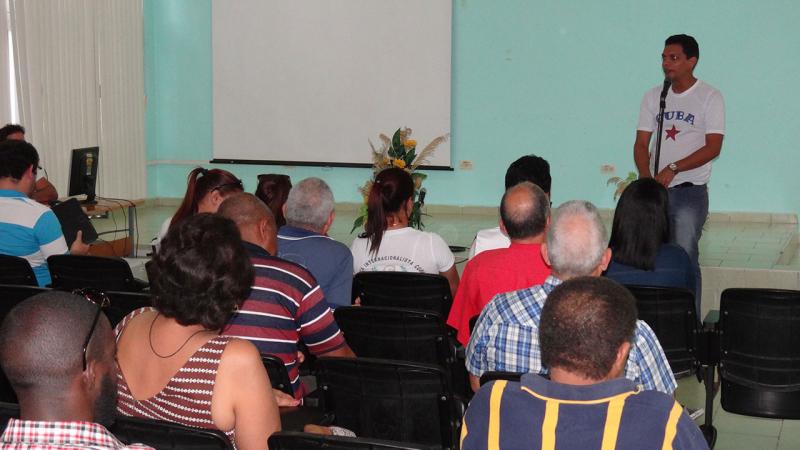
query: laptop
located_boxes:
[51,198,99,247]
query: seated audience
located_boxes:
[255,173,292,228]
[467,200,676,395]
[447,182,551,345]
[350,167,459,297]
[0,139,89,286]
[0,123,58,203]
[116,213,280,449]
[278,177,353,309]
[461,277,708,450]
[469,154,552,258]
[152,167,244,251]
[0,291,153,449]
[219,193,354,400]
[605,178,697,310]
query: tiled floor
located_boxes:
[92,202,800,449]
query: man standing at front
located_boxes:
[633,34,725,312]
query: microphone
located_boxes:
[660,78,671,99]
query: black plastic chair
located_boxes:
[479,371,522,386]
[0,255,38,286]
[624,285,699,378]
[316,357,462,450]
[268,431,438,450]
[0,402,232,449]
[47,254,148,292]
[352,272,452,318]
[717,288,800,419]
[263,354,293,397]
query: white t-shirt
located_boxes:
[468,226,511,259]
[351,227,455,274]
[151,217,171,252]
[637,80,725,186]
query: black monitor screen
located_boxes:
[68,147,99,204]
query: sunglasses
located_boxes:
[212,179,244,192]
[74,288,111,371]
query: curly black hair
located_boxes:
[148,213,254,330]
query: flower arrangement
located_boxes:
[351,127,449,233]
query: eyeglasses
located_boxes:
[212,179,244,192]
[74,288,111,371]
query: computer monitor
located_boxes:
[68,147,99,205]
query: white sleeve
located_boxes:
[152,217,172,251]
[705,90,725,135]
[350,237,366,273]
[636,90,656,132]
[429,232,455,272]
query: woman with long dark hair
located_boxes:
[605,178,695,295]
[350,167,459,296]
[254,173,292,228]
[152,167,244,250]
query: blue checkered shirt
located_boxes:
[465,275,677,394]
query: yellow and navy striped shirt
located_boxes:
[461,374,708,450]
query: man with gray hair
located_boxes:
[277,177,353,308]
[465,200,676,395]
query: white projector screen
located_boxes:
[212,0,452,168]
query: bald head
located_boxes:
[500,182,549,240]
[218,192,277,252]
[546,200,609,279]
[0,291,113,392]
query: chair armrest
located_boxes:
[696,310,720,366]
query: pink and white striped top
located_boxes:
[114,307,236,446]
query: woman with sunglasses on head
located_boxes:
[152,167,244,251]
[116,214,280,449]
[350,167,459,297]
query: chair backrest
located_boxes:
[333,306,453,368]
[0,402,232,449]
[719,288,800,419]
[352,272,452,318]
[0,255,37,286]
[103,290,152,327]
[262,354,293,397]
[110,416,234,450]
[268,431,438,450]
[47,255,146,292]
[479,371,522,386]
[316,357,458,450]
[624,285,699,377]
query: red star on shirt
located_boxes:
[665,125,680,141]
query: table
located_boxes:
[81,198,144,258]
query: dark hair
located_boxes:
[0,124,25,141]
[540,277,637,380]
[0,291,112,391]
[608,178,669,271]
[148,213,254,330]
[500,182,549,239]
[0,140,39,180]
[504,154,552,193]
[665,34,699,61]
[360,167,414,254]
[255,174,292,228]
[171,168,243,230]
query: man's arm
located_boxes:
[634,130,654,178]
[31,178,58,204]
[654,134,724,187]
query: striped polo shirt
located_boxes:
[223,241,347,399]
[461,374,708,450]
[0,189,67,286]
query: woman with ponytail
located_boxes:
[350,167,459,296]
[152,167,244,251]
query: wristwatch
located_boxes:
[668,162,679,173]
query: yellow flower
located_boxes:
[393,159,407,169]
[403,139,417,150]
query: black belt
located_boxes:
[670,182,704,189]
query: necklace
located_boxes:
[148,313,209,359]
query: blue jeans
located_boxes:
[668,184,708,315]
